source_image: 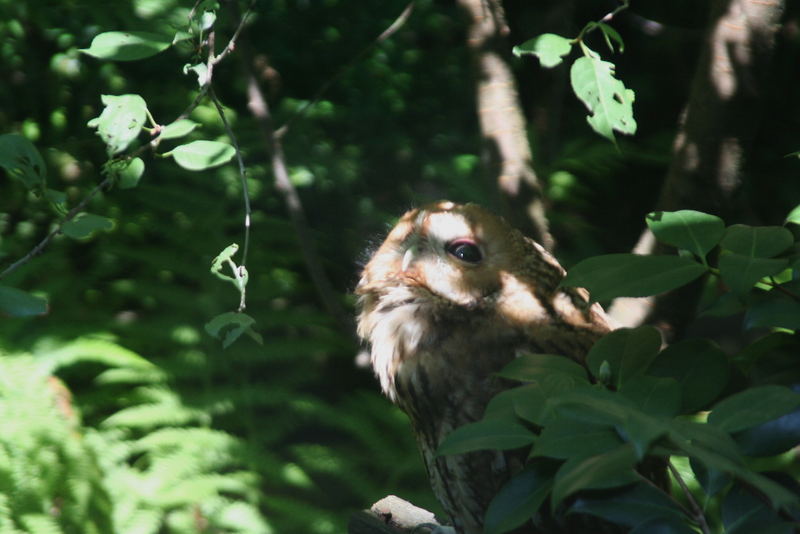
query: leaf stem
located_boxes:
[668,461,711,534]
[574,0,630,43]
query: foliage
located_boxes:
[0,0,799,533]
[439,208,800,533]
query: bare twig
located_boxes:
[668,461,711,534]
[276,1,415,137]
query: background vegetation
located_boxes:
[1,1,799,533]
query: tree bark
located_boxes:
[456,0,553,250]
[609,0,786,338]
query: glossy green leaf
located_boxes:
[0,133,46,189]
[708,385,800,433]
[498,353,588,383]
[87,94,148,155]
[116,157,144,189]
[159,119,199,140]
[648,339,729,413]
[569,482,688,528]
[0,285,48,317]
[551,444,639,508]
[690,457,731,498]
[80,31,171,61]
[62,213,115,239]
[669,419,743,462]
[204,312,258,349]
[562,254,706,302]
[511,377,587,426]
[570,49,636,142]
[619,376,681,418]
[532,418,622,460]
[745,291,800,331]
[484,465,555,534]
[720,225,793,258]
[585,326,662,387]
[718,251,787,295]
[646,210,725,259]
[171,140,235,170]
[436,419,535,456]
[723,482,796,534]
[512,33,572,68]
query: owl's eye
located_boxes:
[445,240,483,263]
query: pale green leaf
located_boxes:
[87,94,148,155]
[80,31,171,61]
[171,140,235,170]
[513,33,573,68]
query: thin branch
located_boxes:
[0,175,113,280]
[276,1,415,137]
[209,87,252,266]
[668,461,711,534]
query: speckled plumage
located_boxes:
[356,202,612,533]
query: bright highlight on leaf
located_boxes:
[513,33,573,68]
[570,48,636,142]
[87,94,148,155]
[80,31,171,61]
[171,140,235,170]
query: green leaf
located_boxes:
[0,133,46,189]
[596,22,625,53]
[498,353,589,383]
[646,210,725,259]
[718,251,788,295]
[511,379,586,426]
[569,482,689,528]
[562,254,707,301]
[532,418,623,460]
[88,94,148,155]
[745,291,800,330]
[80,31,171,61]
[629,517,696,534]
[721,225,794,258]
[512,33,573,68]
[585,326,662,387]
[115,157,145,189]
[708,385,800,433]
[551,444,639,508]
[723,482,796,534]
[669,419,743,462]
[159,119,199,140]
[436,419,535,456]
[0,285,48,317]
[570,48,636,142]
[62,213,115,239]
[690,457,731,497]
[204,312,258,349]
[784,203,800,226]
[647,339,729,413]
[171,140,235,170]
[619,376,681,418]
[484,465,555,534]
[734,404,800,457]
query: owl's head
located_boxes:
[356,201,549,308]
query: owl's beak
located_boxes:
[401,245,418,272]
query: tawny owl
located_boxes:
[355,201,613,534]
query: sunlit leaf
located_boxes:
[513,33,573,68]
[159,119,199,140]
[646,210,725,259]
[570,48,636,141]
[115,157,145,189]
[171,140,235,170]
[87,94,148,155]
[80,31,171,61]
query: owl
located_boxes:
[355,201,613,534]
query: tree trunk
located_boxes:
[609,0,786,338]
[456,0,553,250]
